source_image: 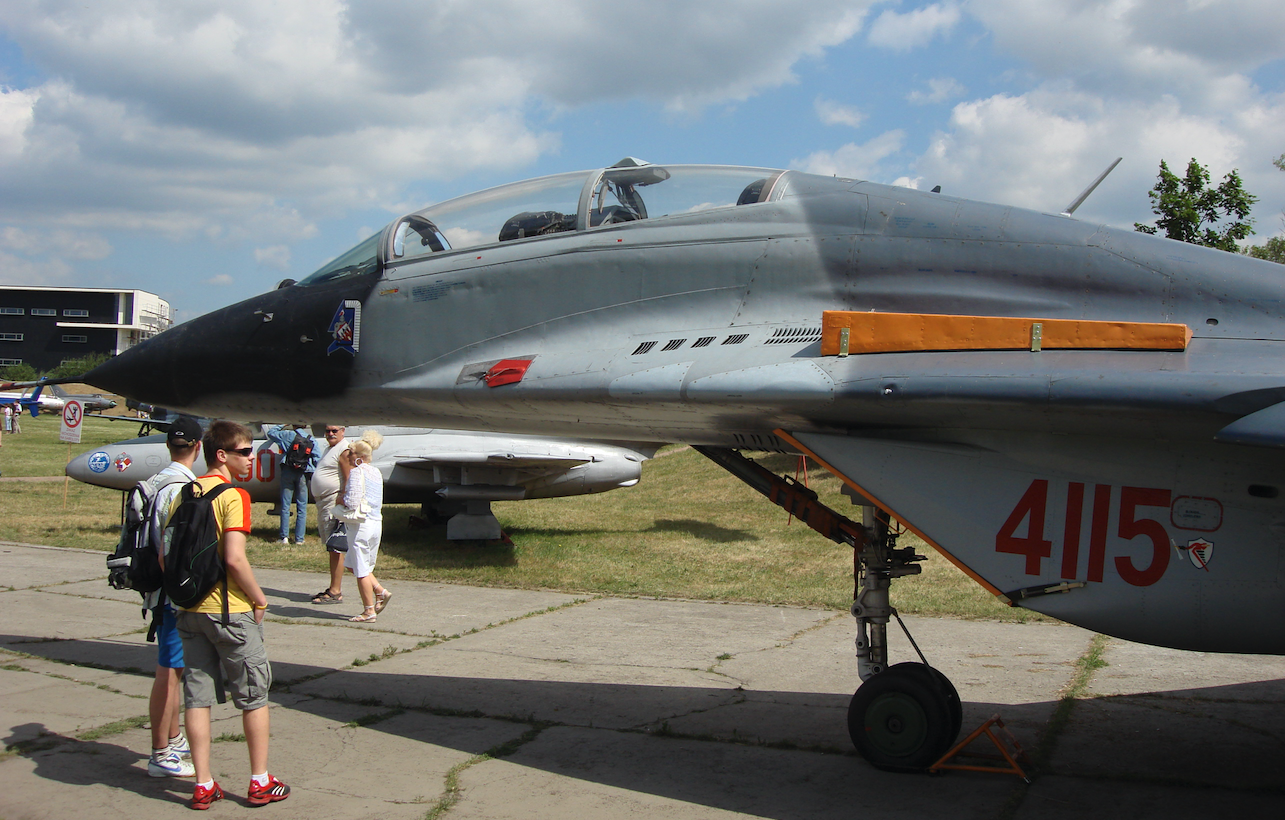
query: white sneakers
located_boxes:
[148,732,194,778]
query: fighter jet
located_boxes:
[67,426,651,540]
[79,158,1285,770]
[48,384,117,413]
[0,383,64,415]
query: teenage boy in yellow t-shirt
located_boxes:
[165,420,289,810]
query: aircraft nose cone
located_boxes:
[82,274,378,416]
[66,447,112,485]
[83,337,176,407]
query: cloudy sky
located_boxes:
[2,0,1283,321]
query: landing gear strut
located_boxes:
[695,447,962,771]
[849,504,962,768]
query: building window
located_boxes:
[0,333,23,341]
[31,308,57,316]
[63,309,89,317]
[62,334,88,343]
[0,358,21,366]
[0,307,22,315]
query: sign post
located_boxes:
[60,400,83,508]
[60,400,84,444]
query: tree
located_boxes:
[1243,152,1285,264]
[1134,158,1256,252]
[48,352,110,380]
[1247,237,1285,264]
[0,363,39,382]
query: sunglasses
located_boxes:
[324,428,344,434]
[224,446,254,457]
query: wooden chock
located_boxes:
[929,714,1032,782]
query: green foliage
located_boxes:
[1247,236,1285,264]
[1134,158,1256,252]
[0,363,39,382]
[0,352,109,382]
[48,352,110,380]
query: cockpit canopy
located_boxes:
[298,160,783,285]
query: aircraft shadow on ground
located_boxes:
[6,634,1283,816]
[1,722,198,809]
[502,519,758,543]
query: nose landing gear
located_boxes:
[850,505,961,770]
[694,446,963,771]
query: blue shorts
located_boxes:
[156,605,185,669]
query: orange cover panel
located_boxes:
[820,311,1191,355]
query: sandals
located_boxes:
[374,590,393,614]
[311,589,343,605]
[349,607,377,623]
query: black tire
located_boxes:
[848,665,954,772]
[885,662,964,749]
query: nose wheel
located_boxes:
[848,662,962,771]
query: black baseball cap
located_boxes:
[167,415,204,445]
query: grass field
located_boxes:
[0,412,1043,621]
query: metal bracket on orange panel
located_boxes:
[929,714,1032,782]
[821,311,1191,356]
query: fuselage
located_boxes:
[85,162,1285,653]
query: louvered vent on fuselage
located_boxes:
[692,336,716,348]
[662,339,686,351]
[764,326,822,345]
[732,433,788,451]
[722,334,749,345]
[632,341,658,355]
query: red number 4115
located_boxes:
[995,479,1172,587]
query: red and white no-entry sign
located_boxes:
[60,399,84,444]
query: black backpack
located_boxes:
[163,481,237,619]
[284,431,314,471]
[107,473,189,594]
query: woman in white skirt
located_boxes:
[338,431,391,622]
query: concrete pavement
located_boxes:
[0,539,1282,819]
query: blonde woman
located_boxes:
[338,431,391,622]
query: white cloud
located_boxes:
[867,3,961,51]
[0,1,879,234]
[815,98,866,128]
[204,273,233,286]
[896,1,1285,229]
[1,227,112,261]
[0,87,39,162]
[967,0,1285,106]
[906,77,965,105]
[254,245,291,270]
[0,250,74,286]
[793,130,906,180]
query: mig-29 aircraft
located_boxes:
[78,157,1285,771]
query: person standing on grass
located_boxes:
[165,420,289,809]
[339,431,390,622]
[144,415,204,779]
[264,423,317,545]
[309,424,351,605]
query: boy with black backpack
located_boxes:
[106,415,204,778]
[265,423,316,545]
[163,420,288,809]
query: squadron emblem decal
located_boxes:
[327,300,362,356]
[114,453,132,472]
[1186,538,1214,571]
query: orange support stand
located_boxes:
[929,714,1032,782]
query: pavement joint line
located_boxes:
[995,632,1111,820]
[0,652,150,693]
[277,601,601,699]
[423,723,550,820]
